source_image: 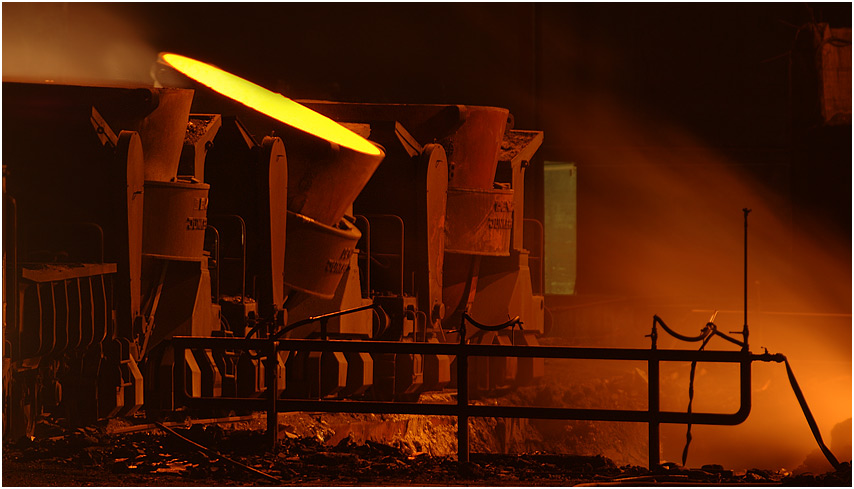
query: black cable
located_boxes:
[657,312,842,471]
[784,358,843,471]
[272,303,382,340]
[681,334,713,467]
[462,313,522,332]
[653,315,711,343]
[711,328,746,349]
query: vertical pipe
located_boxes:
[740,357,752,418]
[742,208,751,350]
[457,314,469,463]
[267,340,278,451]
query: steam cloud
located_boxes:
[2,3,156,85]
[546,88,851,471]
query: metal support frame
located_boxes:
[522,218,544,295]
[362,214,405,295]
[209,214,247,301]
[171,332,783,467]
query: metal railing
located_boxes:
[171,311,784,469]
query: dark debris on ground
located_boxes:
[3,424,852,486]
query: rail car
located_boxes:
[2,56,548,439]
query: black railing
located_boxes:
[171,312,784,468]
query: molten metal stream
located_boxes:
[159,52,381,156]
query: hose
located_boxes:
[677,350,844,471]
[653,315,711,343]
[654,315,747,349]
[657,315,841,471]
[682,334,713,466]
[462,313,522,332]
[783,358,843,471]
[272,303,384,340]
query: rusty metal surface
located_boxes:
[498,130,544,166]
[20,263,118,282]
[16,273,112,360]
[178,114,222,180]
[445,188,514,256]
[298,101,508,190]
[130,88,194,181]
[470,250,544,335]
[282,212,361,299]
[442,106,509,189]
[141,180,210,261]
[285,138,384,227]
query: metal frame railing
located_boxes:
[171,310,784,469]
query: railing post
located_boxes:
[648,319,660,470]
[457,315,469,463]
[267,340,279,451]
[648,356,660,469]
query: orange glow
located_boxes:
[159,53,381,156]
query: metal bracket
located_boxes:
[90,107,118,148]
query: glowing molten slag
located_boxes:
[159,52,381,156]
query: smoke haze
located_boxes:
[3,3,156,85]
[2,2,848,473]
[544,88,851,471]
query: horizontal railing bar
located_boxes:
[179,396,747,426]
[278,399,749,425]
[172,333,760,467]
[172,336,751,363]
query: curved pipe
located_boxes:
[653,315,710,343]
[658,358,751,426]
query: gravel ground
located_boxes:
[4,356,850,486]
[4,415,851,486]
